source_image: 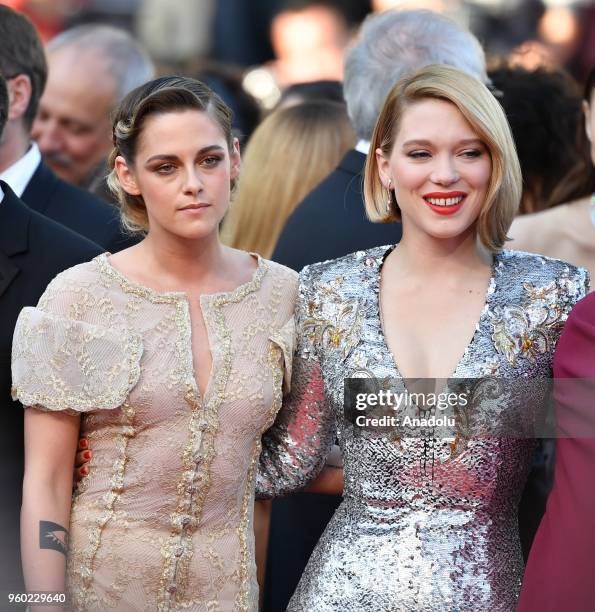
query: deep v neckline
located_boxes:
[95,252,266,404]
[374,246,499,382]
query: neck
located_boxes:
[390,226,491,278]
[0,121,30,173]
[139,228,227,288]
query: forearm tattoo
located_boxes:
[39,520,68,556]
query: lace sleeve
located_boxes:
[11,273,142,412]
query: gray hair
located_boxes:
[47,24,155,104]
[343,10,487,140]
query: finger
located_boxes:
[75,450,92,468]
[73,464,89,486]
[77,438,89,451]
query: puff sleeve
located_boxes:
[11,273,142,413]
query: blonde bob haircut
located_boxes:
[364,64,522,252]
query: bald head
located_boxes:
[32,25,154,187]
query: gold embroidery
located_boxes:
[96,253,272,611]
[11,308,143,411]
[15,254,297,611]
[235,334,288,610]
[491,281,565,366]
[303,301,363,360]
[72,401,136,611]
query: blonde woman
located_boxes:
[221,100,355,258]
[256,65,588,610]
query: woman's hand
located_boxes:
[73,438,92,483]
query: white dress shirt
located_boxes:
[355,139,370,155]
[0,142,42,200]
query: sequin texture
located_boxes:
[257,247,588,611]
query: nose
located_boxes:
[430,154,460,185]
[182,165,204,196]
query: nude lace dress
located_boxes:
[12,253,297,612]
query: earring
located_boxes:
[386,180,393,215]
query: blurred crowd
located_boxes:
[1,1,595,611]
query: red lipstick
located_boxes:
[422,191,467,216]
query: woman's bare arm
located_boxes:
[21,408,80,611]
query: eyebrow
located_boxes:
[401,138,484,147]
[145,145,225,164]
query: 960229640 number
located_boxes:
[6,592,67,605]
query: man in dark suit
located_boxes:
[265,10,491,612]
[0,75,102,600]
[271,146,398,271]
[272,10,488,272]
[0,5,136,252]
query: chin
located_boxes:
[423,222,475,241]
[174,222,221,241]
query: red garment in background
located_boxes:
[1,0,86,41]
[517,292,595,611]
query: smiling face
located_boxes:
[115,109,240,242]
[376,98,492,245]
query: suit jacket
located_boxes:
[0,182,102,593]
[21,161,138,253]
[271,149,402,271]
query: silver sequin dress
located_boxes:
[256,247,588,612]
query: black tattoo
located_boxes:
[39,520,68,555]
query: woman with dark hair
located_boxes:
[507,65,595,283]
[489,65,594,215]
[13,76,297,610]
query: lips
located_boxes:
[422,191,467,216]
[179,203,210,212]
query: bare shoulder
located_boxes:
[507,208,562,252]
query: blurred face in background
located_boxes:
[270,5,348,85]
[32,47,115,186]
[584,88,595,166]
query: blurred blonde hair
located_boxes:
[364,64,522,252]
[221,101,356,258]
